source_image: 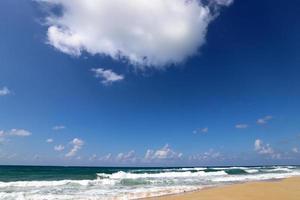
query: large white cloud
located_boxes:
[40,0,232,68]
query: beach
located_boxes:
[152,177,300,200]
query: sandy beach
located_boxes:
[150,177,300,200]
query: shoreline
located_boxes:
[144,176,300,200]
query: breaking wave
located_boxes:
[0,166,299,200]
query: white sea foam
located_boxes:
[97,170,227,180]
[245,169,259,173]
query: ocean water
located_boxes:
[0,165,299,200]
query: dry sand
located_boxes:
[148,177,300,200]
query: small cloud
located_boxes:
[235,124,248,129]
[0,87,11,96]
[54,145,65,151]
[46,138,54,143]
[193,127,208,134]
[292,147,299,153]
[6,129,32,137]
[99,153,113,162]
[52,125,66,131]
[89,154,97,161]
[0,130,5,137]
[116,150,137,162]
[65,138,84,157]
[189,149,221,161]
[91,68,124,85]
[211,0,234,6]
[257,115,273,125]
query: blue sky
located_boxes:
[0,0,300,166]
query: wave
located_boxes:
[97,170,227,180]
[0,166,299,200]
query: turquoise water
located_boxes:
[0,165,299,199]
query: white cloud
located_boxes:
[65,138,84,157]
[257,115,273,125]
[99,153,113,162]
[254,139,274,154]
[201,127,209,133]
[144,144,183,161]
[46,138,54,143]
[116,150,137,162]
[52,125,66,131]
[292,147,299,153]
[189,149,221,161]
[0,129,31,144]
[6,129,32,137]
[235,124,248,129]
[91,68,124,85]
[0,87,11,96]
[54,144,65,151]
[193,127,208,134]
[0,130,4,137]
[41,0,232,68]
[89,154,97,161]
[210,0,234,6]
[254,139,280,159]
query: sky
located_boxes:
[0,0,300,167]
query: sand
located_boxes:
[148,177,300,200]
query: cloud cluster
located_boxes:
[99,153,113,162]
[2,129,32,137]
[91,68,124,85]
[144,144,183,161]
[0,129,32,144]
[254,139,274,154]
[254,139,280,159]
[116,150,137,162]
[189,149,221,161]
[40,0,232,68]
[65,138,84,157]
[0,87,11,96]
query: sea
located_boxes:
[0,165,299,200]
